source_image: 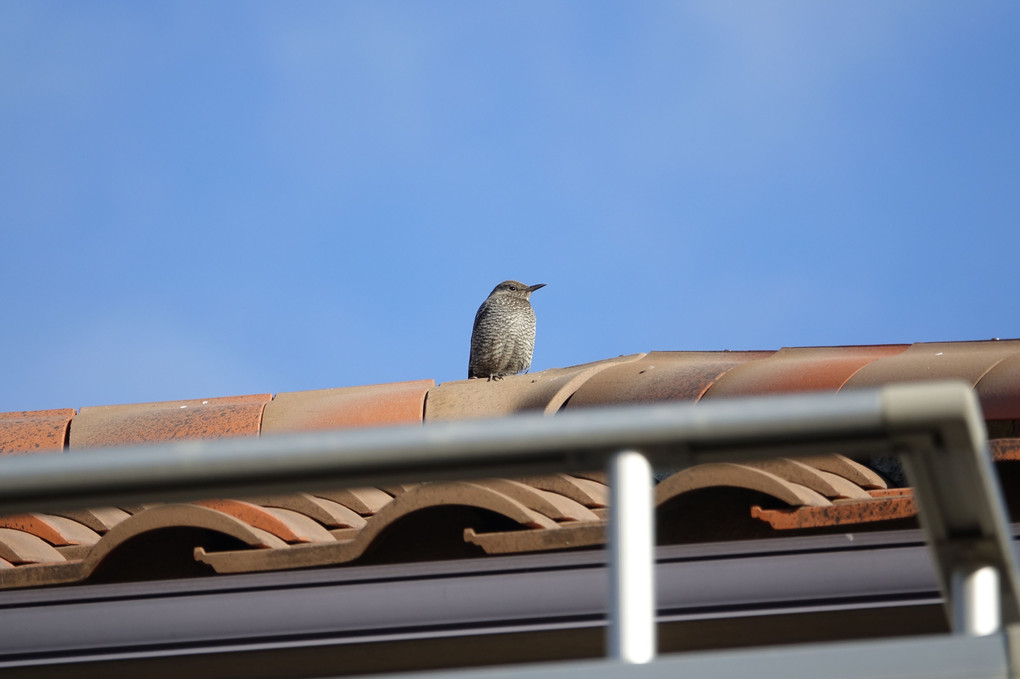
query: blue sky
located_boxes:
[2,2,1018,413]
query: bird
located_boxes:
[468,280,546,380]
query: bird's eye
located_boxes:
[508,285,517,291]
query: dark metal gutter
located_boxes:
[0,528,946,668]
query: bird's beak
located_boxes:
[527,283,547,293]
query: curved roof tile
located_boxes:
[471,479,601,522]
[656,464,832,508]
[195,479,574,574]
[261,380,432,432]
[515,474,609,508]
[741,459,872,499]
[843,341,1020,418]
[702,345,908,398]
[565,351,773,408]
[0,514,100,547]
[975,354,1020,420]
[192,500,337,544]
[314,487,393,515]
[425,355,645,421]
[0,528,66,565]
[69,394,271,448]
[240,494,368,529]
[796,454,887,490]
[0,409,75,455]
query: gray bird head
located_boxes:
[489,280,546,300]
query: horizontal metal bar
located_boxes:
[0,388,897,515]
[378,633,1010,679]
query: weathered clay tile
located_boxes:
[975,354,1020,420]
[195,481,568,574]
[655,464,832,508]
[261,380,433,433]
[844,340,1020,392]
[702,345,908,398]
[0,528,65,565]
[741,459,871,499]
[69,394,271,448]
[991,438,1020,461]
[471,479,600,522]
[464,523,606,554]
[191,500,336,543]
[515,474,609,508]
[48,508,132,533]
[0,514,100,547]
[751,489,917,530]
[425,355,646,421]
[796,455,887,489]
[239,494,367,529]
[0,409,75,455]
[314,488,394,515]
[566,351,774,408]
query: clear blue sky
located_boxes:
[2,2,1018,413]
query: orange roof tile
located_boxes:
[844,340,1020,418]
[702,345,908,397]
[0,409,75,455]
[976,354,1020,420]
[425,354,646,420]
[70,394,271,448]
[565,351,773,407]
[261,379,432,432]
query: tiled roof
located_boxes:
[1,341,1019,590]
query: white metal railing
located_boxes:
[0,381,1016,665]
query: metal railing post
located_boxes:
[607,449,656,663]
[952,563,1001,636]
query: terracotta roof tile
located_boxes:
[975,354,1020,420]
[425,355,646,420]
[565,351,773,407]
[0,409,75,455]
[463,523,607,554]
[740,459,872,500]
[795,454,888,489]
[515,474,609,508]
[192,500,336,544]
[992,438,1020,461]
[0,514,100,547]
[655,463,832,508]
[261,380,432,433]
[750,489,917,530]
[0,528,66,565]
[69,394,271,448]
[843,340,1020,415]
[701,345,908,397]
[314,487,393,515]
[471,479,601,522]
[238,494,368,529]
[47,507,131,533]
[194,479,571,574]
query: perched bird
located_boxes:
[468,280,546,380]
